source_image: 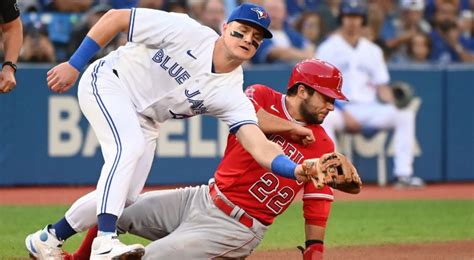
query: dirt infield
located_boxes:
[1,183,473,259]
[1,183,472,205]
[249,240,474,260]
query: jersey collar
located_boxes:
[281,95,306,126]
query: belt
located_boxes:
[209,183,254,229]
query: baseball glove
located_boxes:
[302,152,362,194]
[390,81,415,109]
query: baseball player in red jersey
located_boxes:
[64,59,360,259]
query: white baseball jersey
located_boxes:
[316,34,389,103]
[103,8,257,132]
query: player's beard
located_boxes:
[299,99,323,125]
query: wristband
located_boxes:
[271,154,297,179]
[68,36,101,72]
[2,61,17,73]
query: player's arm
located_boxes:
[246,85,314,145]
[84,9,130,48]
[235,124,311,182]
[256,108,314,145]
[1,16,22,64]
[0,16,22,93]
[377,84,395,104]
[46,9,131,93]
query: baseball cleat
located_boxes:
[394,176,425,188]
[25,225,64,260]
[90,234,145,260]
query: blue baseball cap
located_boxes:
[340,0,367,16]
[227,3,272,39]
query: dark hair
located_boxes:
[287,83,316,97]
[407,32,432,59]
[294,11,324,41]
[24,22,48,38]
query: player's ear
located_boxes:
[222,22,229,34]
[222,23,227,32]
[297,84,308,98]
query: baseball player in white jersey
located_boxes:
[316,0,424,187]
[25,3,318,259]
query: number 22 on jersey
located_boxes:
[249,173,296,214]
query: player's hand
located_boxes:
[289,124,315,146]
[377,85,395,104]
[294,160,325,188]
[294,164,314,183]
[0,67,17,93]
[47,62,80,93]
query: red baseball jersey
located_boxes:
[214,84,335,226]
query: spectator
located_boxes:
[379,0,402,46]
[382,0,431,61]
[0,0,23,94]
[20,22,55,63]
[165,0,188,13]
[363,1,391,60]
[107,0,139,8]
[458,10,474,52]
[316,0,342,37]
[17,0,41,13]
[294,11,325,46]
[363,1,385,41]
[199,0,226,34]
[252,0,314,64]
[432,0,458,24]
[317,0,424,187]
[429,2,474,63]
[285,0,321,23]
[68,4,111,61]
[137,0,164,9]
[424,0,472,21]
[188,0,205,18]
[222,0,237,17]
[40,0,93,12]
[406,32,432,62]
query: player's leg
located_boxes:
[117,186,200,241]
[142,185,265,259]
[64,187,190,258]
[301,183,333,259]
[63,226,98,260]
[63,117,159,258]
[345,103,421,186]
[124,114,160,208]
[391,108,416,180]
[25,62,120,258]
[77,60,149,256]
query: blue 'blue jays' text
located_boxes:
[152,49,191,85]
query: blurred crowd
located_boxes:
[1,0,473,64]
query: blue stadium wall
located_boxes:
[0,64,473,186]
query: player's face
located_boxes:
[341,15,364,33]
[223,21,264,60]
[299,89,335,125]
